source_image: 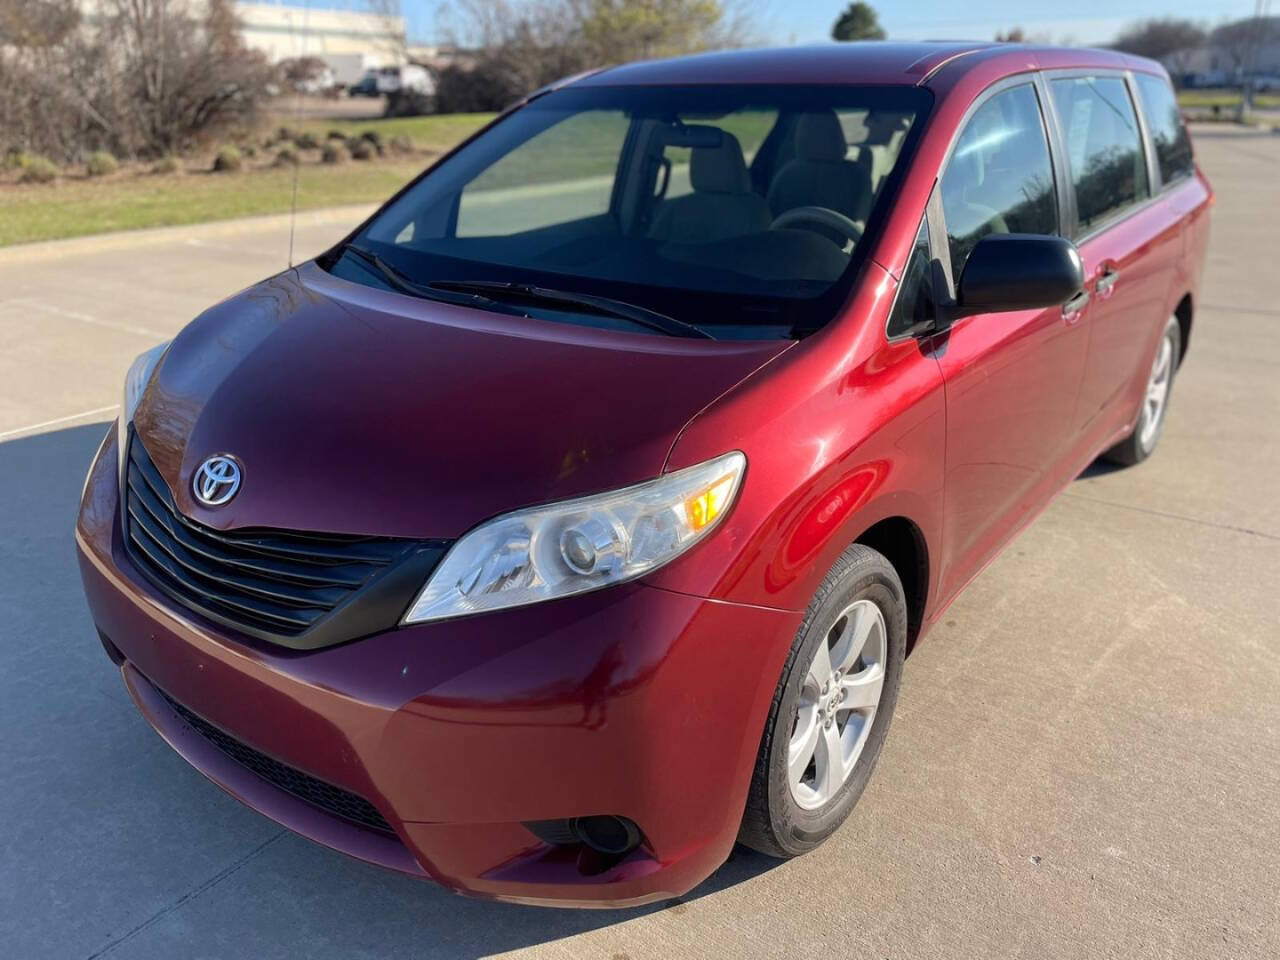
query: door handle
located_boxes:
[1061,290,1090,322]
[1095,266,1120,297]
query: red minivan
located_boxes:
[77,43,1210,906]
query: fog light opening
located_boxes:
[570,815,642,855]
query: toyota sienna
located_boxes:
[76,42,1211,906]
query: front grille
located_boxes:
[160,689,395,835]
[122,435,448,649]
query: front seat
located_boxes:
[766,111,869,223]
[649,133,772,244]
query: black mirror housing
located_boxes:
[954,234,1084,318]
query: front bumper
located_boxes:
[76,427,801,906]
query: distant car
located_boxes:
[376,63,434,96]
[294,65,336,96]
[349,70,380,98]
[78,43,1210,908]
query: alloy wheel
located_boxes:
[787,599,887,810]
[1138,331,1174,452]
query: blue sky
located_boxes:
[307,1,1262,46]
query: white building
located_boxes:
[235,2,405,64]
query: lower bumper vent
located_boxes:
[160,689,395,836]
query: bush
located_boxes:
[276,126,298,144]
[212,145,242,172]
[294,131,320,150]
[19,156,59,183]
[388,135,414,155]
[359,130,385,155]
[347,139,373,161]
[385,89,436,118]
[326,129,348,141]
[86,151,119,176]
[152,154,182,175]
[273,146,299,167]
[1,0,275,164]
[5,150,33,170]
[321,143,349,164]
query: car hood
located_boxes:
[132,262,790,539]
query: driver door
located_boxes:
[932,78,1090,606]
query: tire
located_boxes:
[1102,315,1181,467]
[738,543,907,858]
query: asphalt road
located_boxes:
[1,125,1277,959]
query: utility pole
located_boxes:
[1240,0,1273,121]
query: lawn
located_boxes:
[1177,89,1280,109]
[0,113,495,248]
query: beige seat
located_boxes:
[766,111,870,223]
[649,133,771,244]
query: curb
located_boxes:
[0,203,377,265]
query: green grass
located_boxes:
[296,112,495,149]
[0,160,430,247]
[1177,89,1280,109]
[0,113,496,248]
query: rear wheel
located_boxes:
[1103,315,1181,467]
[738,544,906,858]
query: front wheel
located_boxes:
[738,544,906,858]
[1102,315,1181,467]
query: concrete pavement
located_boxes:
[0,125,1277,959]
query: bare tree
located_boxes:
[1112,18,1207,65]
[1,0,274,162]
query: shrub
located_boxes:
[242,143,257,158]
[388,135,414,155]
[273,146,299,167]
[276,126,298,144]
[152,154,182,174]
[212,145,242,172]
[348,139,374,161]
[295,131,320,150]
[86,151,119,176]
[326,129,348,141]
[385,89,436,118]
[321,143,349,164]
[19,156,59,183]
[359,130,385,155]
[4,150,33,170]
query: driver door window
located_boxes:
[940,84,1058,281]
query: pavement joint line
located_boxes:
[1061,491,1280,542]
[0,405,118,442]
[3,297,170,340]
[1200,302,1280,318]
[83,831,288,960]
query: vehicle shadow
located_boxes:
[0,422,777,959]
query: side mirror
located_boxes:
[954,234,1084,318]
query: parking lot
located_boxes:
[1,124,1277,958]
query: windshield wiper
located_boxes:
[428,280,713,339]
[339,245,527,317]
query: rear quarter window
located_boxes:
[1134,73,1194,188]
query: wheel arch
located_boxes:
[1174,292,1193,368]
[853,515,930,656]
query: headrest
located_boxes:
[690,132,751,194]
[794,111,847,162]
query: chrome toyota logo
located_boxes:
[193,455,241,507]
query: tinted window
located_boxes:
[1134,73,1194,187]
[1050,76,1150,231]
[887,219,935,338]
[940,84,1057,280]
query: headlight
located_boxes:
[403,451,746,623]
[117,341,170,468]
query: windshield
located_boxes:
[333,84,931,338]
